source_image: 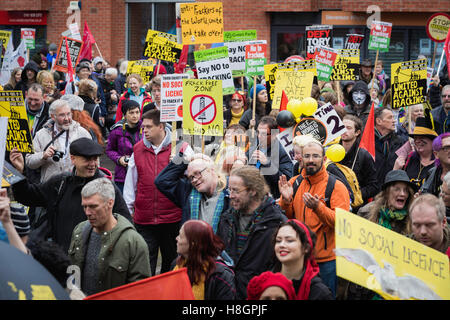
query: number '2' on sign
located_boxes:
[314,102,346,145]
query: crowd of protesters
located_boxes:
[0,43,449,301]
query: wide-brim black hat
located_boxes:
[382,170,417,192]
[408,112,438,141]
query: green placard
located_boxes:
[194,46,229,63]
[246,58,266,76]
[223,30,257,42]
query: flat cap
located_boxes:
[70,138,103,157]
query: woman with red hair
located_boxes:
[173,220,236,300]
[271,219,334,300]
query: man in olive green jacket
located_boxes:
[68,178,150,296]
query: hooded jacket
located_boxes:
[25,119,92,182]
[68,213,150,295]
[279,165,351,263]
[216,197,287,300]
[344,81,372,128]
[15,61,40,96]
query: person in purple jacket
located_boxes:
[105,100,142,193]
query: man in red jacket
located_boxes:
[123,109,181,276]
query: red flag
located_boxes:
[65,37,74,82]
[280,90,288,111]
[79,21,95,61]
[83,268,194,300]
[174,44,189,74]
[445,27,450,79]
[358,102,375,161]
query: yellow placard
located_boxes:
[0,30,11,59]
[264,64,278,101]
[335,208,450,300]
[330,49,360,81]
[180,2,224,45]
[391,59,427,109]
[182,79,223,136]
[126,60,156,84]
[0,91,33,153]
[277,59,317,76]
[145,29,177,43]
[272,70,314,109]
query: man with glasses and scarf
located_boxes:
[155,149,230,234]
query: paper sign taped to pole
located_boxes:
[160,73,190,122]
[335,208,450,300]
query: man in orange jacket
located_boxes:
[278,139,350,297]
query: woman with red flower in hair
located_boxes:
[271,219,334,300]
[173,220,236,300]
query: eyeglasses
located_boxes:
[440,145,450,152]
[226,187,248,195]
[187,167,207,182]
[303,154,322,160]
[442,94,450,98]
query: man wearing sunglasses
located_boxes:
[430,83,450,134]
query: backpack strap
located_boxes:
[324,174,336,208]
[292,174,304,197]
[292,173,336,208]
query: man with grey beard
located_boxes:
[25,99,92,182]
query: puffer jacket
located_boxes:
[217,197,287,300]
[106,120,142,183]
[68,213,150,295]
[25,119,92,182]
[279,165,351,263]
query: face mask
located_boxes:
[352,90,366,105]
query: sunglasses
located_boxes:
[231,99,243,102]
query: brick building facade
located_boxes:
[0,1,448,72]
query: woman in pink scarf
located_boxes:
[271,219,334,300]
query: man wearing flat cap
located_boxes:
[9,138,132,253]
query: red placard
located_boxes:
[245,43,267,59]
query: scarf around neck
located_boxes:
[378,206,408,230]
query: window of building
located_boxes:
[126,2,181,60]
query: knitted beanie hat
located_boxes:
[247,271,296,300]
